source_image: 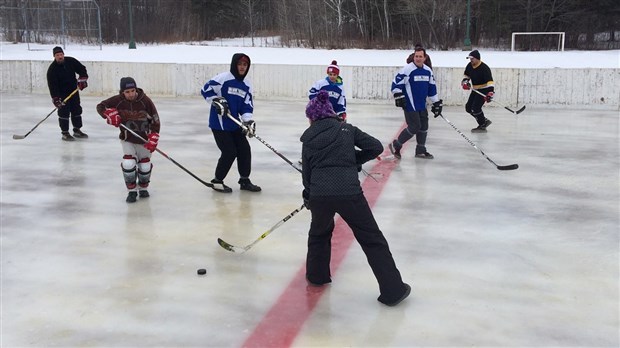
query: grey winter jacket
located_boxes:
[300,117,383,197]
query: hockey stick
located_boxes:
[217,204,306,253]
[225,112,302,173]
[361,168,379,182]
[376,155,396,161]
[435,113,518,171]
[13,88,80,140]
[472,89,526,115]
[119,124,214,188]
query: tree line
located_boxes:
[1,0,618,50]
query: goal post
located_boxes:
[511,32,565,51]
[0,0,102,50]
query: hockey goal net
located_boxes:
[511,32,565,51]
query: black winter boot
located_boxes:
[61,131,75,141]
[472,119,492,133]
[139,190,150,198]
[378,283,411,307]
[415,151,434,159]
[210,179,232,193]
[239,178,261,192]
[388,141,402,159]
[73,128,88,138]
[126,191,138,203]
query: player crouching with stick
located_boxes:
[96,77,161,203]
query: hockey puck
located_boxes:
[197,268,207,275]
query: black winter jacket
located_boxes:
[300,117,383,197]
[46,56,88,98]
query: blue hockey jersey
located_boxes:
[201,72,254,131]
[391,63,439,112]
[308,77,346,115]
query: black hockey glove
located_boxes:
[212,97,228,117]
[394,93,406,109]
[431,99,443,118]
[302,189,310,209]
[52,97,65,108]
[242,120,256,138]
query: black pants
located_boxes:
[395,109,429,154]
[465,88,491,125]
[212,129,251,181]
[57,93,83,132]
[306,193,406,301]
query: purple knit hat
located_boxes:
[306,90,336,121]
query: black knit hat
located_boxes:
[467,50,481,60]
[120,77,137,92]
[52,46,63,55]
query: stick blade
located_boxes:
[217,238,246,253]
[12,134,26,140]
[515,105,526,114]
[497,164,519,171]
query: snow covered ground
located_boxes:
[1,39,619,69]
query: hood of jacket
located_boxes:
[230,53,251,81]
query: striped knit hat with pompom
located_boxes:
[326,60,340,75]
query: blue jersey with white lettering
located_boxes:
[391,63,439,112]
[308,77,346,115]
[201,71,254,131]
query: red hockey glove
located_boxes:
[144,132,159,152]
[461,78,471,90]
[77,76,88,90]
[485,91,494,103]
[103,108,121,127]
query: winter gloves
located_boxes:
[431,100,443,117]
[77,76,88,90]
[212,97,228,117]
[52,97,65,108]
[242,120,256,138]
[461,78,471,90]
[103,108,121,127]
[144,133,159,152]
[394,92,406,108]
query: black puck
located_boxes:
[197,268,207,275]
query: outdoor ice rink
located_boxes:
[1,94,618,347]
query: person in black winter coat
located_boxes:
[300,90,411,306]
[46,46,89,141]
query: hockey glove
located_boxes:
[394,93,406,108]
[103,108,121,127]
[144,132,159,153]
[431,99,443,118]
[52,97,65,108]
[302,189,310,209]
[461,78,471,90]
[212,97,229,117]
[242,120,256,138]
[77,76,88,90]
[485,91,494,103]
